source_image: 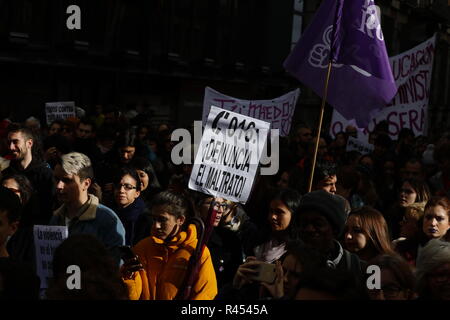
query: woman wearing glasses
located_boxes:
[193,193,245,291]
[112,167,151,246]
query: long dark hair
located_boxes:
[267,188,302,241]
[0,173,34,205]
[346,206,396,257]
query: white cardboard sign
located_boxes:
[33,225,68,289]
[330,35,436,140]
[45,101,76,125]
[189,105,270,204]
[203,87,299,137]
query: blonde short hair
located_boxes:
[404,202,426,221]
[60,152,93,181]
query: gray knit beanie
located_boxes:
[298,190,348,237]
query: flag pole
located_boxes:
[307,61,333,193]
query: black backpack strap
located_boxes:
[345,249,352,271]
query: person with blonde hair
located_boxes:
[49,152,125,265]
[393,202,426,246]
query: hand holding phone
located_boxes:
[119,245,137,261]
[233,259,277,289]
[248,262,277,284]
[119,246,143,280]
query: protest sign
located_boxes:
[202,87,299,137]
[189,105,270,204]
[346,136,374,155]
[33,225,68,289]
[329,35,436,140]
[45,101,76,125]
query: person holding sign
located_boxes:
[49,152,125,266]
[192,193,244,290]
[121,191,218,300]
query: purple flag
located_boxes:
[284,0,397,127]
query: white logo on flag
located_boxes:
[309,26,342,69]
[308,25,373,78]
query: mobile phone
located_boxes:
[249,263,277,284]
[119,245,136,261]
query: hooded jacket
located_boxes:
[124,224,217,300]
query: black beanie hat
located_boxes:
[298,190,347,237]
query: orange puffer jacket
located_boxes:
[124,224,218,300]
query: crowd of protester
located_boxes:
[0,104,449,301]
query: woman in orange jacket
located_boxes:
[122,190,218,300]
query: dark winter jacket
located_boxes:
[113,196,152,246]
[2,159,56,224]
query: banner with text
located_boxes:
[330,35,436,140]
[346,136,374,155]
[203,87,299,137]
[190,105,270,204]
[33,225,68,289]
[45,101,76,125]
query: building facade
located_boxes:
[0,0,448,139]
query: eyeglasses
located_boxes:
[115,183,137,191]
[204,201,230,210]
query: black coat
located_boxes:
[113,197,152,246]
[207,227,245,290]
[2,159,56,224]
